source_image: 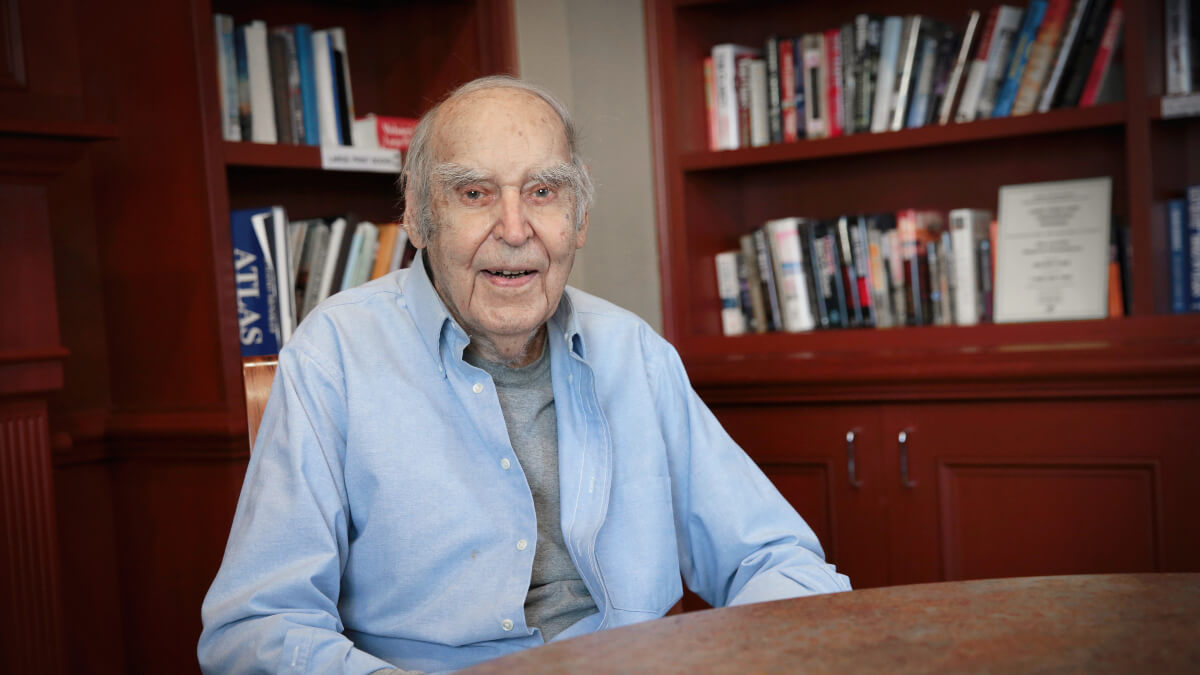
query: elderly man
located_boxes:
[199,75,850,674]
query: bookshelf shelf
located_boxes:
[222,141,322,169]
[680,104,1125,171]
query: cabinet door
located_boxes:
[882,399,1195,585]
[712,403,889,589]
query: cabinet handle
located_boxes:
[898,428,917,489]
[845,429,863,489]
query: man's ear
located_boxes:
[401,174,427,249]
[575,212,589,249]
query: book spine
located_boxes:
[739,234,769,332]
[715,251,748,336]
[793,40,807,139]
[703,56,719,151]
[906,33,938,128]
[1038,0,1094,112]
[897,209,926,325]
[329,28,355,143]
[765,35,783,144]
[753,228,784,330]
[850,215,876,326]
[840,24,857,136]
[924,26,959,127]
[825,28,844,137]
[1169,198,1189,313]
[245,22,278,143]
[767,219,817,332]
[872,17,903,133]
[891,16,923,131]
[779,39,799,142]
[1012,0,1071,115]
[837,216,863,326]
[940,11,980,124]
[976,6,1026,120]
[737,57,754,148]
[214,14,241,142]
[315,217,347,303]
[1056,0,1115,108]
[857,16,881,133]
[1078,0,1124,106]
[311,30,338,147]
[993,0,1047,118]
[1189,186,1200,311]
[234,25,253,141]
[231,209,282,355]
[293,24,320,146]
[807,223,838,327]
[1165,0,1193,95]
[268,31,293,144]
[734,252,754,331]
[749,59,770,146]
[803,34,826,138]
[866,224,893,327]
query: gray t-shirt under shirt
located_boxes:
[464,344,598,641]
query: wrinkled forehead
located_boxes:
[432,87,570,164]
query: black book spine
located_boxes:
[268,33,294,145]
[796,220,826,328]
[793,39,808,139]
[753,228,783,331]
[1056,0,1115,107]
[332,50,354,146]
[837,216,863,327]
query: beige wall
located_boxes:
[514,0,663,333]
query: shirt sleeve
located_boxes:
[647,334,853,607]
[198,344,396,674]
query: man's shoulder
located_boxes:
[564,286,674,356]
[289,269,415,350]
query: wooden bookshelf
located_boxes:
[645,0,1200,601]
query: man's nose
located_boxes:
[495,188,532,246]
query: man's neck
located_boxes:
[466,326,548,368]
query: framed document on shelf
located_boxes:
[994,177,1112,323]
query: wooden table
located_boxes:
[464,574,1200,673]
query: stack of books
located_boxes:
[714,199,1132,336]
[212,15,418,149]
[230,206,415,355]
[705,0,1125,150]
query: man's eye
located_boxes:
[532,187,553,199]
[464,189,483,200]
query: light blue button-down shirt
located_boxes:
[199,253,850,674]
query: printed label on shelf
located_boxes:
[320,146,403,173]
[1161,94,1200,119]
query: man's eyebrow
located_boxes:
[526,162,579,187]
[433,163,491,190]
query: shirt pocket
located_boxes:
[596,471,682,613]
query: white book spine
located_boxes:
[271,206,294,342]
[748,60,770,147]
[1038,0,1092,112]
[939,11,981,124]
[766,218,816,332]
[872,17,903,133]
[1166,0,1193,95]
[715,251,748,336]
[312,30,338,147]
[244,22,277,144]
[891,16,923,131]
[315,217,347,303]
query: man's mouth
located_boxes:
[483,269,535,278]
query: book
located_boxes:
[765,218,817,332]
[748,59,770,147]
[739,233,769,332]
[949,208,994,325]
[1166,0,1194,95]
[891,16,924,131]
[793,39,808,139]
[865,214,896,328]
[765,35,783,144]
[737,57,754,147]
[352,115,419,152]
[242,21,278,143]
[711,44,761,150]
[802,33,827,139]
[268,205,295,342]
[825,27,845,137]
[371,223,400,280]
[871,16,904,133]
[270,27,305,144]
[905,27,940,128]
[314,217,348,303]
[779,38,800,142]
[752,228,784,330]
[1107,223,1124,318]
[230,207,283,355]
[1012,0,1073,116]
[329,28,356,145]
[312,29,340,145]
[214,14,240,142]
[1168,198,1189,313]
[715,251,748,336]
[927,237,945,324]
[974,5,1026,120]
[1037,0,1095,112]
[938,10,981,125]
[297,221,330,321]
[292,24,320,146]
[234,24,253,141]
[1189,186,1200,311]
[809,220,848,328]
[1053,0,1116,108]
[268,30,295,144]
[846,214,877,327]
[856,15,883,134]
[703,56,718,150]
[1078,0,1124,106]
[923,23,961,127]
[897,209,944,325]
[840,24,857,136]
[992,0,1048,118]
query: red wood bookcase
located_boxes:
[0,0,515,673]
[644,0,1200,598]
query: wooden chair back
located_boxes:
[242,355,278,451]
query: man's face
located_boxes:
[410,88,587,363]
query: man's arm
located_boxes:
[650,337,852,607]
[198,345,395,674]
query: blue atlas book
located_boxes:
[231,207,283,355]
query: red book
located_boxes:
[824,28,843,137]
[1079,0,1124,106]
[779,38,798,142]
[353,114,419,151]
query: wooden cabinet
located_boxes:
[645,0,1200,595]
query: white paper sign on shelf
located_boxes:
[994,177,1112,324]
[1161,94,1200,119]
[319,145,403,173]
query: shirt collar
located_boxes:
[402,249,587,369]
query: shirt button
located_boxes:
[500,458,511,470]
[517,539,528,551]
[472,383,483,394]
[501,619,514,631]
